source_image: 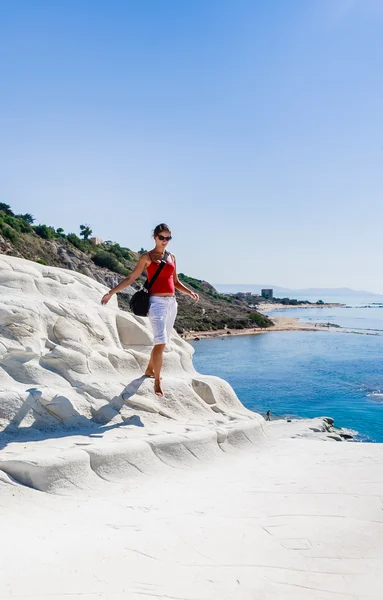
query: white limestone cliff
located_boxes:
[0,254,260,432]
[0,255,266,491]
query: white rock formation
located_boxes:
[0,254,261,436]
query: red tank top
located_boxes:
[147,256,175,295]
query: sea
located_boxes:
[190,297,383,442]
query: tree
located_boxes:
[56,228,66,238]
[79,224,92,240]
[138,247,147,255]
[16,213,35,224]
[0,203,14,216]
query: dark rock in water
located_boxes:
[194,337,200,341]
[226,331,232,335]
[322,416,335,426]
[339,432,354,440]
[287,419,292,422]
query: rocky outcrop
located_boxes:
[0,254,267,492]
[266,417,358,442]
[0,255,261,435]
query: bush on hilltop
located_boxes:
[16,213,35,225]
[34,224,56,240]
[0,203,14,216]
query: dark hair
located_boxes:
[153,223,171,237]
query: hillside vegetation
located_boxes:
[0,204,272,333]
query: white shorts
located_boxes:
[148,296,178,345]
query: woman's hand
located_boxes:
[190,291,199,302]
[101,291,113,305]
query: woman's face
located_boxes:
[155,231,172,248]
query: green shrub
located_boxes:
[18,219,33,233]
[16,213,34,225]
[179,273,205,293]
[0,203,14,216]
[1,225,18,242]
[67,233,84,249]
[248,312,271,328]
[34,224,56,239]
[108,246,123,260]
[92,252,128,275]
[4,214,22,231]
[207,291,233,302]
[36,258,48,265]
[79,238,93,252]
[106,243,132,261]
[119,246,133,260]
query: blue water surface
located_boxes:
[268,304,383,333]
[190,308,383,442]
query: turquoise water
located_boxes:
[190,305,383,442]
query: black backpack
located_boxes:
[129,251,169,317]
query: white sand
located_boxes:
[257,302,344,313]
[1,256,383,599]
[183,316,334,340]
[1,419,382,600]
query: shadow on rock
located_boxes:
[91,376,147,424]
[0,378,147,451]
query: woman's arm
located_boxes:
[172,255,199,302]
[101,253,149,304]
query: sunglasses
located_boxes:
[157,234,172,241]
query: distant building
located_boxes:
[90,237,103,245]
[261,288,273,299]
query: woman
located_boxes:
[101,224,199,397]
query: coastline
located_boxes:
[256,301,345,312]
[183,316,335,340]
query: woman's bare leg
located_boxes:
[152,343,166,396]
[145,348,155,377]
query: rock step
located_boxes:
[0,419,265,493]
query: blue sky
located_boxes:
[1,0,382,291]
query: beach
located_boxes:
[183,315,336,340]
[256,302,345,312]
